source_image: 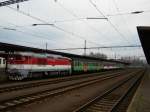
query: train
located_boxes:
[0,52,126,80]
[0,57,6,69]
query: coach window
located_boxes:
[76,61,78,66]
[74,61,76,66]
[78,61,80,66]
[3,59,5,64]
[76,61,77,66]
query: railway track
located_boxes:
[73,69,145,112]
[0,70,136,111]
[0,70,126,94]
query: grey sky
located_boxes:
[0,0,149,59]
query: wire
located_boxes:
[0,20,82,48]
[6,5,104,47]
[0,23,60,45]
[0,28,41,46]
[50,45,141,51]
[89,0,133,45]
[53,25,103,46]
[0,0,29,7]
[54,17,86,23]
[56,2,112,45]
[2,20,81,47]
[112,0,139,45]
[107,9,150,17]
[57,3,107,46]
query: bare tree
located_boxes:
[88,52,107,59]
[119,56,147,66]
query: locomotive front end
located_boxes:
[8,55,29,80]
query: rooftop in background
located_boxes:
[137,26,150,64]
[0,42,129,64]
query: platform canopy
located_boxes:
[137,26,150,64]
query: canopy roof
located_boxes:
[137,26,150,64]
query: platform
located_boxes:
[127,68,150,112]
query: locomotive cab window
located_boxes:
[15,56,22,60]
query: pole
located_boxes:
[46,42,47,51]
[84,40,86,56]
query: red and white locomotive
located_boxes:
[7,52,72,80]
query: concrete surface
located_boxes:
[127,68,150,112]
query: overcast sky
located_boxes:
[0,0,149,59]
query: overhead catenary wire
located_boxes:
[55,2,107,46]
[0,24,58,45]
[41,9,150,23]
[1,25,84,48]
[5,3,150,47]
[89,0,131,44]
[112,0,139,45]
[0,27,58,46]
[107,9,150,17]
[0,0,30,7]
[6,6,105,47]
[53,0,144,58]
[39,9,150,23]
[0,26,42,46]
[50,45,141,51]
[0,21,82,49]
[1,19,81,47]
[89,0,133,45]
[0,0,147,59]
[56,2,112,45]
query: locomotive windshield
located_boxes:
[9,55,26,62]
[14,56,22,60]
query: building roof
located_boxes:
[137,26,150,64]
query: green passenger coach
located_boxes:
[72,58,104,74]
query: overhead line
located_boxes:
[107,10,150,17]
[0,22,77,47]
[1,19,81,47]
[0,27,41,46]
[89,0,132,45]
[51,45,142,51]
[56,2,109,46]
[0,0,29,7]
[112,0,139,45]
[0,24,81,47]
[32,10,150,23]
[7,6,51,24]
[6,6,103,46]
